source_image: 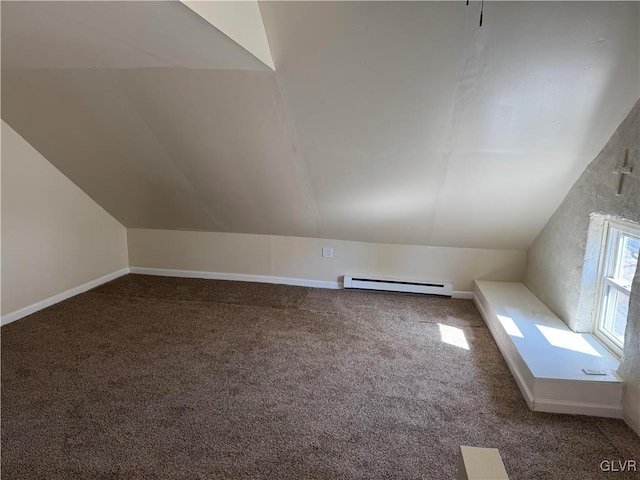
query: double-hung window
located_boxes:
[595,220,640,355]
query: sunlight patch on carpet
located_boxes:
[438,323,469,350]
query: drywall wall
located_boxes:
[127,228,526,294]
[1,121,128,318]
[524,100,639,433]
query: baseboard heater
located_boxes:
[343,276,453,297]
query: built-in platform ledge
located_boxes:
[474,281,623,418]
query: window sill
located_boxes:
[474,280,623,418]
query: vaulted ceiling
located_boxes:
[2,1,638,249]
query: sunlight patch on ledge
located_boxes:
[497,314,524,338]
[535,324,602,357]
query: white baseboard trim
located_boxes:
[129,267,342,290]
[1,267,470,327]
[130,268,472,298]
[533,397,623,418]
[1,268,130,326]
[129,267,473,300]
[452,291,474,300]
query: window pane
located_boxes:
[602,285,629,343]
[618,234,640,288]
[596,224,639,353]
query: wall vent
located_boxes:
[343,276,453,297]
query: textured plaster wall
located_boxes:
[525,100,639,434]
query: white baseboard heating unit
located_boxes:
[343,276,453,297]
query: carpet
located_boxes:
[2,274,639,479]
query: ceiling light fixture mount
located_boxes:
[466,0,485,27]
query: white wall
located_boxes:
[1,121,128,319]
[128,228,526,294]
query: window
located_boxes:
[594,220,640,355]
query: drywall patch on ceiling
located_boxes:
[181,0,275,70]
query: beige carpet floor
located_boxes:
[2,274,639,479]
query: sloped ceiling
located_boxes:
[2,1,639,249]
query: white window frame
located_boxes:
[593,219,640,357]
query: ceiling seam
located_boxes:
[113,71,227,231]
[259,1,323,237]
[425,23,489,244]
